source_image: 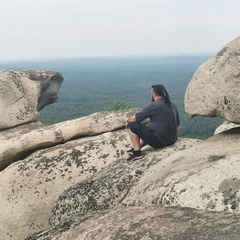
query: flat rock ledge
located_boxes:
[0,109,138,171]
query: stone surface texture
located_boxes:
[185,36,240,123]
[0,109,137,171]
[2,36,240,240]
[0,70,63,130]
[27,206,240,240]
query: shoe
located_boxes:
[127,151,143,161]
[127,148,134,154]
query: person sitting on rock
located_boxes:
[126,84,180,161]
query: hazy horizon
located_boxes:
[0,52,214,64]
[0,0,239,61]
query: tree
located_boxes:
[105,100,132,111]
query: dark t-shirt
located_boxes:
[135,99,180,145]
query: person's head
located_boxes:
[151,84,172,108]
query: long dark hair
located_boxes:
[151,84,172,108]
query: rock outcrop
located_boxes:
[27,206,240,240]
[185,36,240,123]
[0,123,200,240]
[0,70,63,130]
[0,108,137,171]
[215,120,240,134]
[2,122,237,240]
[1,36,240,240]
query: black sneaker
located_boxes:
[127,148,134,154]
[127,151,143,161]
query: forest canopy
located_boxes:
[0,54,223,139]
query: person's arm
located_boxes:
[126,102,154,128]
[174,104,180,140]
[126,114,136,129]
[127,115,136,123]
[176,125,180,140]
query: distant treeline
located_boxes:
[1,55,223,139]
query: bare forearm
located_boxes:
[126,115,136,129]
[127,115,136,123]
[176,125,180,139]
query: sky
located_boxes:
[0,0,239,61]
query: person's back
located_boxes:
[126,84,180,161]
[136,99,179,145]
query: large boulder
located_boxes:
[27,206,240,240]
[0,130,130,240]
[184,36,240,123]
[0,120,200,240]
[46,128,240,231]
[1,111,240,240]
[18,127,240,240]
[0,70,63,130]
[48,138,201,227]
[2,35,240,240]
[125,128,240,212]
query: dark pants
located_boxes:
[128,122,166,149]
